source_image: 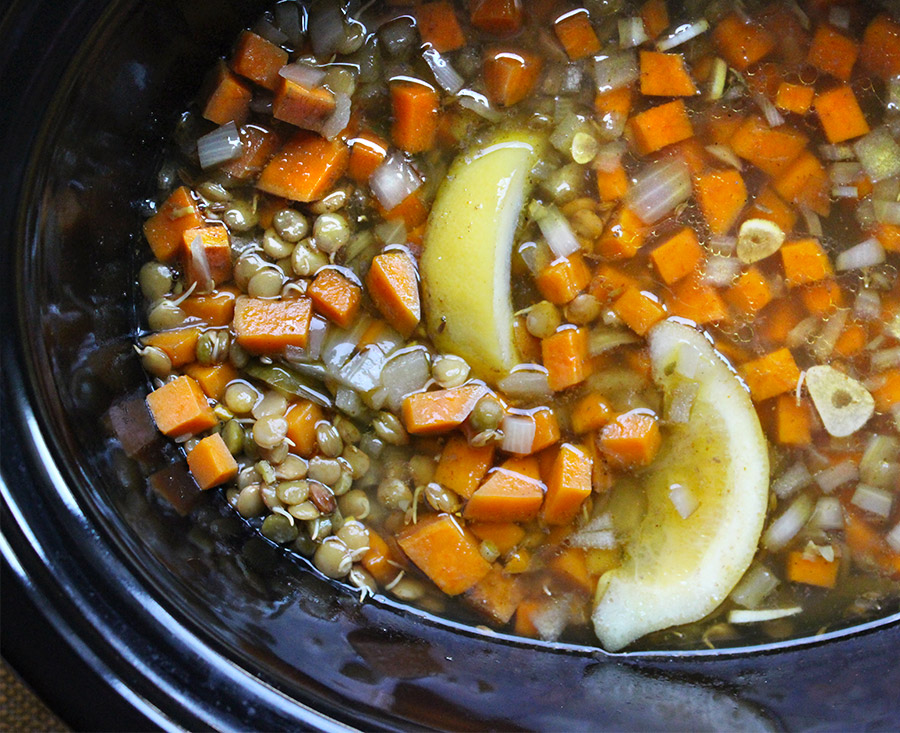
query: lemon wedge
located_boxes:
[421,128,546,384]
[592,320,770,651]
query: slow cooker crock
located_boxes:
[2,1,899,730]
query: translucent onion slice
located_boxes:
[618,17,648,49]
[771,461,812,499]
[626,156,692,224]
[593,50,639,93]
[656,19,710,51]
[810,497,845,531]
[501,414,536,454]
[423,48,464,94]
[531,202,581,258]
[197,121,243,170]
[763,494,813,551]
[730,564,780,608]
[814,460,859,494]
[850,484,894,518]
[836,238,885,271]
[887,522,900,553]
[668,483,699,519]
[369,151,422,211]
[729,607,802,624]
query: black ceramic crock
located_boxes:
[2,1,899,730]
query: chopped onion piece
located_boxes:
[321,92,352,140]
[588,328,639,355]
[188,234,213,290]
[888,78,900,113]
[763,494,813,551]
[618,17,648,49]
[498,367,552,400]
[593,50,639,93]
[872,176,900,200]
[729,607,802,624]
[836,238,885,271]
[626,157,692,224]
[772,461,812,499]
[828,5,850,29]
[810,497,845,531]
[829,161,862,185]
[375,219,406,246]
[703,255,740,287]
[786,316,818,350]
[860,435,900,487]
[369,151,422,211]
[457,89,501,121]
[708,234,737,255]
[656,19,710,51]
[322,318,369,375]
[423,48,464,94]
[668,483,699,519]
[335,386,366,418]
[592,140,627,173]
[850,484,894,518]
[570,514,617,549]
[799,206,823,237]
[254,18,289,46]
[706,57,728,101]
[854,288,881,320]
[887,521,900,554]
[853,127,900,182]
[855,198,877,231]
[197,121,243,170]
[339,345,388,393]
[873,199,900,225]
[755,93,783,127]
[279,62,326,88]
[831,185,858,199]
[731,564,780,608]
[705,144,742,170]
[380,347,431,412]
[274,2,303,47]
[806,365,874,438]
[814,460,858,494]
[532,202,581,258]
[871,346,900,372]
[811,309,847,361]
[531,596,571,642]
[501,414,536,455]
[819,143,855,161]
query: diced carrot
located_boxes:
[807,24,858,81]
[221,124,280,180]
[483,47,543,108]
[182,287,238,327]
[308,268,361,328]
[599,410,661,469]
[273,77,336,131]
[375,191,429,229]
[542,443,592,526]
[465,567,523,624]
[202,61,252,126]
[233,296,312,352]
[433,435,495,499]
[712,12,775,71]
[366,251,421,338]
[571,392,613,434]
[399,513,492,595]
[143,327,201,368]
[738,348,801,402]
[542,327,590,392]
[666,274,729,325]
[704,106,745,145]
[786,550,839,588]
[745,186,797,234]
[695,168,747,235]
[595,162,629,203]
[505,548,532,575]
[761,299,803,345]
[146,375,217,438]
[729,116,808,178]
[464,457,545,523]
[535,253,591,305]
[554,9,601,60]
[549,547,594,594]
[594,85,633,133]
[773,150,831,217]
[514,316,542,363]
[870,369,900,412]
[726,266,772,316]
[775,82,815,115]
[833,322,868,358]
[257,132,349,203]
[143,186,203,262]
[391,81,440,153]
[514,597,543,637]
[814,85,870,144]
[800,279,844,315]
[772,394,811,445]
[874,223,900,254]
[530,407,561,455]
[650,227,703,285]
[285,400,323,457]
[628,99,694,155]
[362,530,403,585]
[187,433,238,490]
[639,51,697,97]
[182,224,232,288]
[183,362,239,402]
[347,130,388,182]
[470,0,523,36]
[402,384,488,435]
[744,61,782,101]
[416,1,466,52]
[589,264,640,304]
[596,207,646,260]
[860,14,900,79]
[468,522,526,554]
[230,30,288,90]
[845,508,900,578]
[640,0,669,40]
[781,238,833,287]
[613,288,666,336]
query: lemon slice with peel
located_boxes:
[593,320,769,651]
[421,128,546,384]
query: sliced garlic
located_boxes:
[806,365,875,438]
[736,218,786,264]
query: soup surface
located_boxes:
[134,0,900,651]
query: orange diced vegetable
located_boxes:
[221,124,281,180]
[466,567,524,624]
[650,227,703,285]
[181,288,238,327]
[640,0,669,40]
[233,296,313,352]
[596,162,629,202]
[464,458,545,523]
[549,548,594,594]
[773,150,830,216]
[666,274,729,325]
[348,130,388,183]
[761,300,803,345]
[514,597,543,637]
[554,9,601,60]
[726,266,772,316]
[182,224,232,288]
[143,186,202,262]
[146,375,217,438]
[402,384,488,435]
[203,61,252,126]
[470,0,523,36]
[143,327,201,368]
[746,186,797,234]
[738,348,801,402]
[362,530,403,585]
[308,268,361,328]
[695,169,747,235]
[535,253,591,304]
[800,279,844,315]
[589,264,640,303]
[483,47,543,107]
[366,251,421,338]
[376,191,429,229]
[468,522,525,554]
[870,369,900,412]
[713,12,775,71]
[542,443,592,525]
[729,116,808,178]
[257,132,350,203]
[599,410,661,469]
[542,327,590,392]
[772,394,811,445]
[398,513,492,595]
[613,288,666,336]
[505,548,532,575]
[639,51,697,97]
[230,30,288,90]
[594,86,633,132]
[183,362,239,402]
[391,81,440,153]
[775,82,815,115]
[845,508,900,578]
[596,207,646,259]
[814,85,870,144]
[416,1,466,52]
[628,99,694,155]
[874,223,900,254]
[530,407,561,455]
[273,77,336,131]
[786,550,839,588]
[187,433,238,490]
[571,392,613,434]
[807,24,858,81]
[285,400,323,457]
[781,238,833,286]
[860,14,900,79]
[833,323,868,358]
[433,435,495,499]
